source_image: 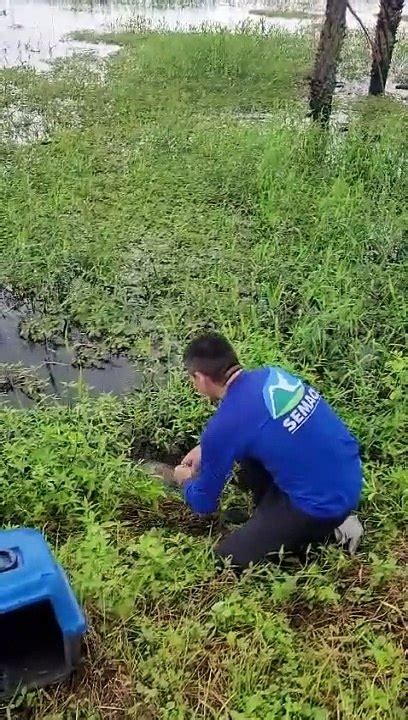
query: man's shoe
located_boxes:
[334,515,364,554]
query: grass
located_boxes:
[0,23,407,719]
[248,9,321,20]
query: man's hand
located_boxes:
[174,464,194,486]
[181,445,201,474]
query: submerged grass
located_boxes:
[0,24,407,720]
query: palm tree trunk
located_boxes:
[309,0,348,124]
[369,0,405,95]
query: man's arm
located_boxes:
[182,425,236,514]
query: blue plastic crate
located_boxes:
[0,527,87,697]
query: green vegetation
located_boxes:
[249,9,321,20]
[0,25,407,719]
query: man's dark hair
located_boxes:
[183,332,240,383]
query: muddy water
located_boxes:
[1,0,404,70]
[0,291,140,406]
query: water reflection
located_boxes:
[0,290,140,407]
[1,0,403,70]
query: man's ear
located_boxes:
[194,371,209,395]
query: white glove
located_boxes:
[334,515,363,554]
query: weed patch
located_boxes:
[0,23,407,720]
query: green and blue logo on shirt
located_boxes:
[263,368,305,419]
[263,367,321,433]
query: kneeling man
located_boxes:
[174,333,363,568]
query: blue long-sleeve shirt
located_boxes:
[183,367,362,519]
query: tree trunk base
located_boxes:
[369,0,405,95]
[309,0,348,124]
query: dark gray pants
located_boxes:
[216,460,347,569]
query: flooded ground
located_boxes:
[0,289,140,406]
[1,0,406,70]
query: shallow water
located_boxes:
[1,0,404,70]
[0,290,140,407]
